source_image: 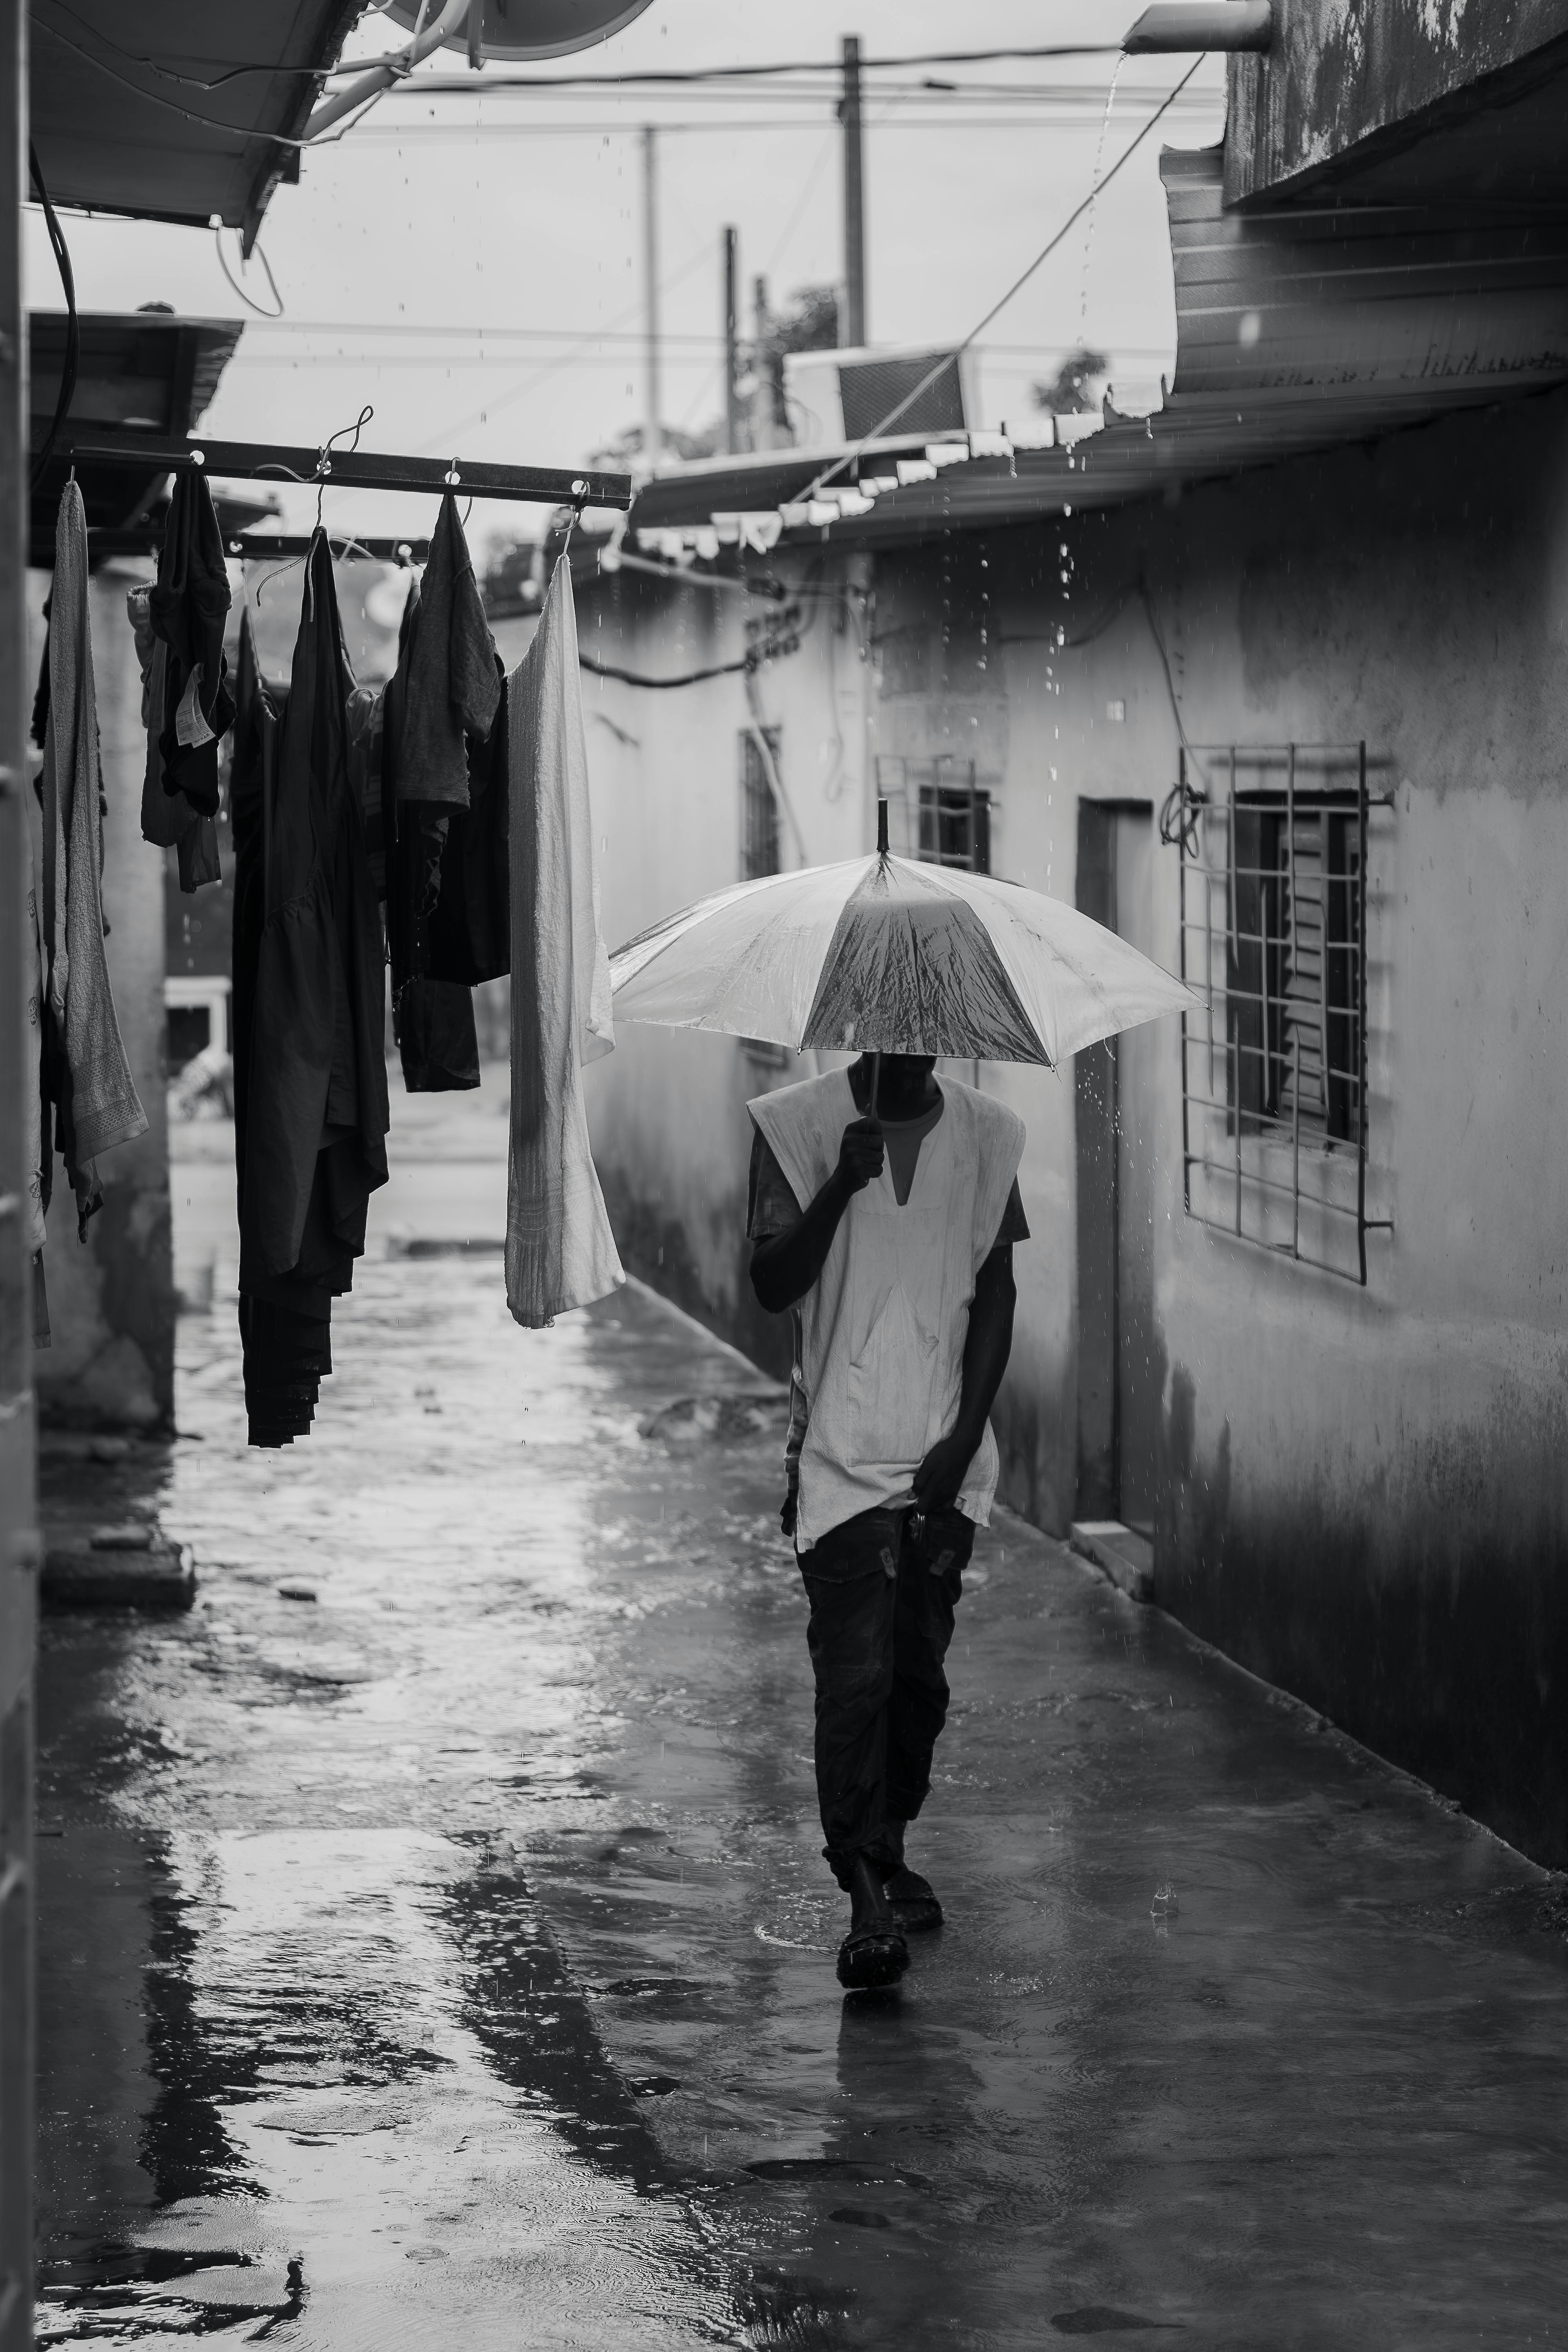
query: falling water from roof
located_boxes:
[1078,54,1127,343]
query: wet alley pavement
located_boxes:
[34,1130,1568,2348]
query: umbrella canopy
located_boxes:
[609,846,1192,1067]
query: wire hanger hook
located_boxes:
[313,403,375,531]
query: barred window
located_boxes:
[1229,803,1361,1146]
[875,754,991,873]
[740,728,782,880]
[1174,742,1393,1284]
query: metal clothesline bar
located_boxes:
[227,533,430,562]
[48,431,635,513]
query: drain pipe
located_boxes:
[305,0,474,141]
[1121,2,1272,50]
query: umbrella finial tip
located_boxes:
[877,798,889,857]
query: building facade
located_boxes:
[576,305,1568,1875]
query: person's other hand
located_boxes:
[911,1429,977,1513]
[836,1115,885,1193]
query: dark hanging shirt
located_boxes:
[393,492,500,809]
[149,469,235,817]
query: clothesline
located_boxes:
[28,458,624,1452]
[53,430,636,514]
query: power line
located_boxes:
[345,107,1218,137]
[399,44,1130,93]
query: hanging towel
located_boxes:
[505,554,623,1328]
[39,482,148,1225]
[149,468,234,818]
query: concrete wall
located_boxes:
[581,556,873,1377]
[29,562,174,1431]
[581,387,1568,1866]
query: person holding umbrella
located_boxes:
[747,1044,1028,1987]
[609,799,1190,1992]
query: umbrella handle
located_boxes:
[870,1050,881,1120]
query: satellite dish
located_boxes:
[384,0,655,60]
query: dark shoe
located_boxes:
[836,1924,910,1989]
[882,1867,943,1933]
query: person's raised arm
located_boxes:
[911,1243,1017,1512]
[750,1116,884,1314]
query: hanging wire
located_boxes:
[799,57,1205,505]
[28,142,78,491]
[214,225,285,318]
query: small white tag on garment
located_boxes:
[174,663,217,750]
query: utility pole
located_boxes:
[754,272,778,448]
[723,225,742,456]
[641,125,661,473]
[841,33,866,348]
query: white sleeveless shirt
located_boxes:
[749,1069,1025,1550]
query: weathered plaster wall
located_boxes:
[29,563,173,1431]
[581,555,871,1377]
[1002,387,1568,1864]
[1226,0,1568,205]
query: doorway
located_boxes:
[1074,802,1158,1538]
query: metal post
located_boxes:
[641,125,661,473]
[1285,737,1295,1130]
[1228,765,1241,1236]
[841,34,867,347]
[723,224,741,456]
[1177,748,1192,1212]
[0,1,37,2343]
[753,271,772,447]
[1292,1029,1301,1260]
[1357,739,1369,1286]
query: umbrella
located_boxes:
[609,803,1192,1069]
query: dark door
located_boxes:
[1074,802,1158,1535]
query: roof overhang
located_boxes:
[29,0,363,251]
[28,310,252,568]
[617,144,1568,559]
[1224,0,1568,210]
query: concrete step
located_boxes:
[1069,1519,1154,1604]
[43,1535,196,1612]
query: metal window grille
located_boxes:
[740,728,782,881]
[1176,742,1394,1284]
[875,754,991,873]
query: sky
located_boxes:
[24,2,1226,550]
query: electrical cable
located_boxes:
[214,226,285,318]
[579,648,750,688]
[799,57,1205,505]
[30,16,385,148]
[408,44,1127,91]
[28,142,78,492]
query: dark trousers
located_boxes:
[799,1503,973,1891]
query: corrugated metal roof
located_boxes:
[623,145,1568,554]
[30,0,361,247]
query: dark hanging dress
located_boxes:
[231,540,389,1447]
[382,495,504,1091]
